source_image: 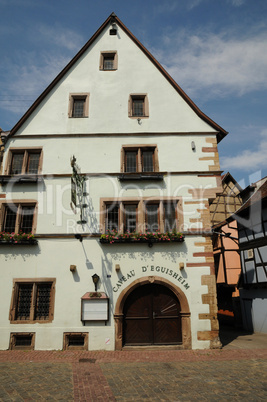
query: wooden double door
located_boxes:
[123,284,182,346]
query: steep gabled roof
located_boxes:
[235,179,267,215]
[10,13,228,142]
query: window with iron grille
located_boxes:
[129,94,149,118]
[63,333,88,350]
[1,203,36,234]
[73,98,85,117]
[103,55,114,70]
[9,333,35,350]
[6,149,42,175]
[100,51,118,71]
[10,280,55,323]
[69,93,90,118]
[122,146,157,173]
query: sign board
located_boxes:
[71,177,77,207]
[82,299,108,321]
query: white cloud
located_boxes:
[154,30,267,98]
[0,52,70,115]
[231,0,246,6]
[187,0,205,10]
[220,129,267,171]
[38,24,83,51]
[0,24,84,117]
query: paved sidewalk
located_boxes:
[0,330,266,401]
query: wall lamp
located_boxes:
[75,234,83,242]
[191,141,196,152]
[92,273,100,291]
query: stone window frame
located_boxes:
[100,197,183,234]
[128,94,149,118]
[9,278,56,324]
[99,51,118,71]
[63,332,89,350]
[120,144,159,173]
[0,200,38,234]
[9,332,35,350]
[68,93,90,118]
[4,147,43,175]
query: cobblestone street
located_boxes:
[0,334,267,402]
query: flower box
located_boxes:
[99,231,184,246]
[0,232,38,245]
[0,239,38,245]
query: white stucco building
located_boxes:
[0,13,227,351]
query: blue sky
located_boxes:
[1,0,267,188]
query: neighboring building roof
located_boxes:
[210,172,243,226]
[9,12,227,142]
[235,178,267,215]
[222,172,243,192]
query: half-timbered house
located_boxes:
[233,178,267,333]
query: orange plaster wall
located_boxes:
[220,221,241,286]
[216,254,225,283]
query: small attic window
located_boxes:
[128,94,149,118]
[68,93,90,118]
[99,52,118,71]
[109,25,117,35]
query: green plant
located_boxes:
[0,231,35,243]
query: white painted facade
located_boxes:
[0,14,226,351]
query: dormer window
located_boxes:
[100,52,118,71]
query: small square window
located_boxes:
[104,55,115,70]
[69,93,90,118]
[73,98,86,117]
[63,333,88,350]
[100,52,118,71]
[132,98,144,116]
[129,94,149,118]
[10,333,35,350]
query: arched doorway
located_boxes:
[123,283,182,345]
[114,276,191,350]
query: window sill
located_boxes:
[118,173,163,181]
[0,175,44,184]
[129,116,149,119]
[69,116,89,119]
[10,319,52,324]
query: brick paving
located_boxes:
[0,348,266,401]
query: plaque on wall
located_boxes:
[81,292,109,321]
